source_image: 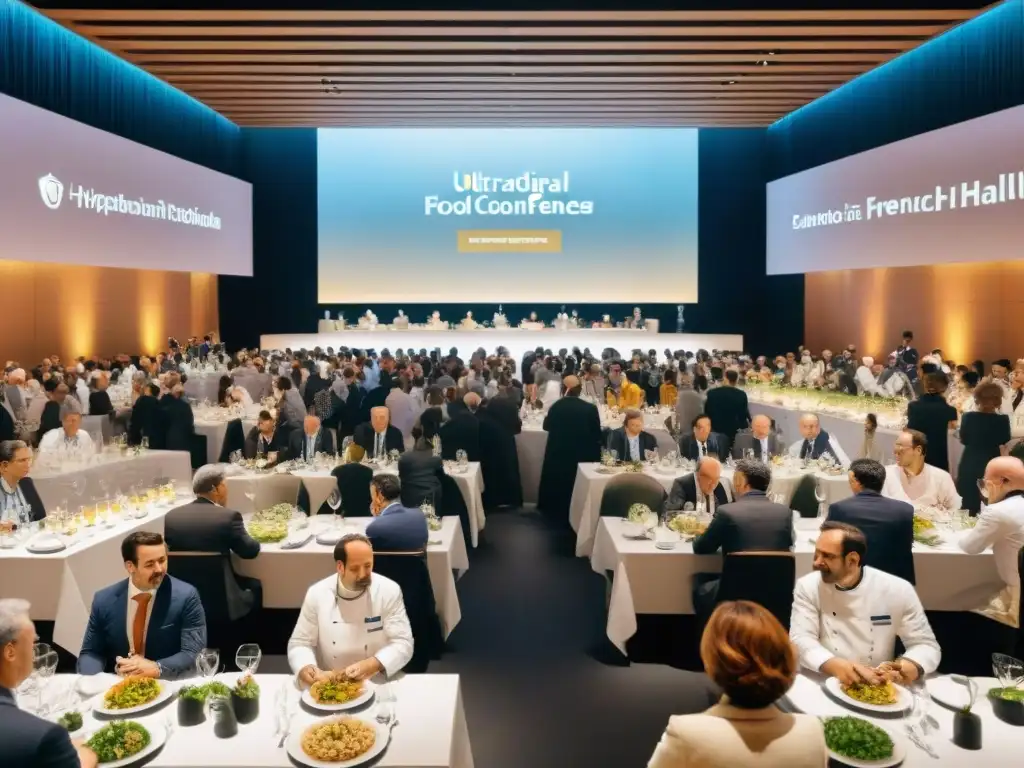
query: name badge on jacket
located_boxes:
[870,614,892,627]
[365,615,383,633]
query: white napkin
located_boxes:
[26,532,66,552]
[280,531,313,550]
[314,529,343,546]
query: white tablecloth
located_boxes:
[195,418,258,465]
[81,415,114,445]
[0,502,178,655]
[590,517,1000,653]
[569,462,852,557]
[48,673,473,768]
[784,672,1016,767]
[224,463,487,547]
[234,517,468,638]
[32,451,193,511]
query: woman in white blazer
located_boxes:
[648,601,827,768]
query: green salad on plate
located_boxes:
[824,716,894,762]
[86,721,151,763]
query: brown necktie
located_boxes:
[132,593,152,656]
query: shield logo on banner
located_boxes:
[38,173,64,210]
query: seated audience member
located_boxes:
[829,459,915,584]
[244,410,287,461]
[605,362,644,409]
[439,395,482,461]
[398,408,445,509]
[678,414,729,461]
[854,357,886,396]
[286,411,335,462]
[275,375,306,432]
[288,533,413,683]
[0,440,45,528]
[787,413,850,468]
[163,465,262,621]
[606,409,658,462]
[161,384,195,452]
[665,456,734,514]
[647,600,826,768]
[128,383,161,447]
[958,457,1024,627]
[354,406,405,461]
[36,399,95,461]
[791,522,940,687]
[87,372,114,417]
[0,599,100,768]
[78,532,207,680]
[365,475,428,552]
[882,430,961,511]
[731,414,785,460]
[907,371,959,471]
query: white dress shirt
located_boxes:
[855,365,886,397]
[881,463,962,511]
[0,477,28,524]
[126,580,157,655]
[37,428,96,461]
[287,573,413,678]
[75,379,91,415]
[627,434,641,462]
[958,492,1024,628]
[791,567,941,674]
[1009,389,1024,441]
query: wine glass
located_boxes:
[196,648,220,679]
[992,653,1024,689]
[814,481,828,518]
[327,488,343,528]
[235,643,262,675]
[33,645,59,716]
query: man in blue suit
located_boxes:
[365,474,428,552]
[78,531,206,680]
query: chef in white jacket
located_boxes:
[792,521,941,687]
[287,533,413,684]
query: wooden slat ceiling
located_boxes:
[34,6,990,127]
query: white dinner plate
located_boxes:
[26,538,67,554]
[926,675,999,712]
[823,676,912,714]
[83,721,167,768]
[826,721,907,768]
[286,715,389,768]
[302,680,376,712]
[93,682,176,716]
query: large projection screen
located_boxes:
[0,92,252,276]
[317,128,699,303]
[767,104,1024,275]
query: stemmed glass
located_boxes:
[235,643,262,675]
[196,648,220,679]
[992,653,1024,689]
[814,481,828,518]
[455,449,468,471]
[327,488,343,528]
[33,644,59,716]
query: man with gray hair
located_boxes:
[163,464,262,621]
[36,397,95,461]
[0,598,98,767]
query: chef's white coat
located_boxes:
[287,573,413,678]
[791,567,941,674]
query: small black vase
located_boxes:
[211,697,239,738]
[177,697,205,727]
[990,695,1024,727]
[231,692,259,724]
[952,711,982,750]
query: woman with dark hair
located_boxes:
[648,601,826,767]
[216,375,233,407]
[957,382,1011,513]
[858,413,885,462]
[397,407,445,509]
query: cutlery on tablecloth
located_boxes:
[905,725,940,759]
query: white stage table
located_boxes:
[261,329,743,371]
[45,673,473,768]
[590,517,1001,653]
[569,462,852,557]
[234,516,468,638]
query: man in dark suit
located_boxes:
[606,409,659,462]
[161,383,195,453]
[286,411,336,462]
[365,474,428,552]
[666,456,734,514]
[78,532,207,680]
[731,414,786,461]
[827,458,915,584]
[0,598,99,768]
[538,375,603,523]
[703,369,750,451]
[163,465,262,621]
[678,414,729,461]
[692,460,794,615]
[907,371,958,472]
[244,410,288,462]
[354,406,405,461]
[0,440,46,526]
[128,382,162,447]
[439,394,481,461]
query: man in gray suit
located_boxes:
[674,373,705,434]
[731,414,786,460]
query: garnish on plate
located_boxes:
[86,721,151,763]
[824,716,894,762]
[842,680,898,706]
[178,680,231,701]
[57,710,83,732]
[102,676,161,710]
[310,672,365,704]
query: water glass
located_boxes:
[235,643,262,675]
[196,648,220,679]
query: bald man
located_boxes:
[354,406,405,460]
[787,413,851,468]
[959,456,1024,627]
[731,414,786,460]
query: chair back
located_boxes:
[599,473,667,518]
[331,463,373,517]
[439,473,472,551]
[188,433,208,470]
[167,551,233,630]
[716,552,796,630]
[373,551,444,673]
[218,418,246,463]
[788,474,820,519]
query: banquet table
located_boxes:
[194,416,259,465]
[43,672,474,768]
[31,450,193,511]
[224,462,487,547]
[783,672,1017,767]
[234,516,469,637]
[569,461,852,557]
[590,517,1001,653]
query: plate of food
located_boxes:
[824,676,911,714]
[823,716,906,767]
[286,715,389,768]
[93,676,172,716]
[302,673,376,711]
[84,720,167,767]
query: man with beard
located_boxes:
[538,375,603,524]
[78,532,207,679]
[790,522,940,687]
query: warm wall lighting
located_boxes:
[138,271,167,355]
[862,268,889,357]
[65,267,97,358]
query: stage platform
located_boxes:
[260,329,743,365]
